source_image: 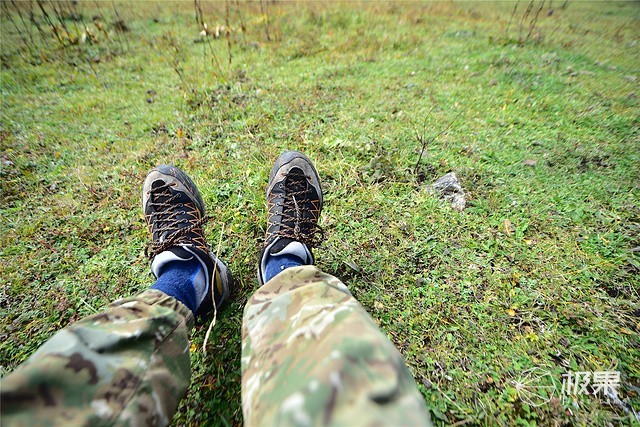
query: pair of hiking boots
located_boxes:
[142,151,323,315]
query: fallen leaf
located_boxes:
[502,219,514,236]
[344,260,360,272]
[506,308,516,317]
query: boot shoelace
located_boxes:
[267,171,324,248]
[144,182,209,259]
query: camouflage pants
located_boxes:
[1,266,431,426]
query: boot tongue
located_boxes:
[287,168,307,190]
[151,179,190,204]
[151,179,166,198]
[268,237,312,263]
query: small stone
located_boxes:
[432,172,466,211]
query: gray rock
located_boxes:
[432,172,466,211]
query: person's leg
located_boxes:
[243,266,432,426]
[1,290,193,426]
[243,151,431,426]
[1,165,232,426]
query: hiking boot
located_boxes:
[258,151,324,285]
[143,165,231,315]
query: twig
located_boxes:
[112,0,131,52]
[518,0,534,43]
[194,0,203,26]
[36,0,62,45]
[92,0,105,21]
[10,0,36,51]
[48,0,72,43]
[203,223,225,357]
[205,32,226,81]
[260,0,271,41]
[28,0,50,44]
[3,1,35,56]
[78,295,99,314]
[525,0,545,42]
[412,105,435,175]
[225,0,232,66]
[265,0,271,41]
[413,109,462,175]
[64,0,82,43]
[194,0,226,81]
[505,0,519,40]
[235,0,247,47]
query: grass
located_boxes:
[1,1,639,425]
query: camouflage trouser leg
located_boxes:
[1,290,193,427]
[242,265,432,426]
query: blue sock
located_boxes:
[151,258,203,313]
[264,254,304,282]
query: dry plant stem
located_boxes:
[194,0,226,80]
[518,0,534,43]
[264,0,270,41]
[506,0,519,40]
[65,1,82,43]
[206,34,226,81]
[92,0,105,20]
[235,0,247,46]
[194,0,206,28]
[112,0,131,52]
[412,105,435,176]
[36,0,61,45]
[49,0,72,43]
[10,0,36,51]
[260,0,270,41]
[17,0,36,47]
[526,0,546,42]
[27,0,50,43]
[225,0,232,66]
[203,223,225,358]
[4,2,34,56]
[413,110,462,176]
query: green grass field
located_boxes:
[1,1,639,425]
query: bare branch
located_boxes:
[413,109,462,176]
